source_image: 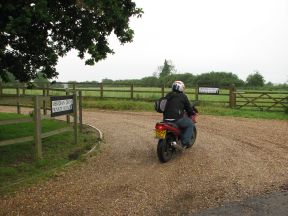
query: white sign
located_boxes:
[52,99,73,113]
[199,87,219,94]
[51,96,74,117]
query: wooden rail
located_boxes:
[0,118,32,126]
[0,127,73,147]
[234,91,288,111]
[1,82,287,112]
[0,92,82,159]
[0,82,231,104]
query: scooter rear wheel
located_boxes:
[157,139,173,163]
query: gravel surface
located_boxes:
[0,107,288,215]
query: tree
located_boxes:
[265,81,273,88]
[158,59,176,78]
[141,76,160,87]
[246,71,265,87]
[195,71,244,87]
[0,72,17,83]
[0,0,143,82]
[102,78,114,84]
[33,72,49,87]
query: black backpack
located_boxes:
[154,93,175,113]
[154,97,168,113]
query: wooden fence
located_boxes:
[0,82,234,105]
[0,82,287,112]
[231,90,288,112]
[0,92,82,159]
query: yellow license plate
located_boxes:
[155,129,166,139]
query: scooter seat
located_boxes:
[163,120,178,128]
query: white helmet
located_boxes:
[172,81,185,92]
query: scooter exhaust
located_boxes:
[171,141,184,151]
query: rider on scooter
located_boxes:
[163,81,195,147]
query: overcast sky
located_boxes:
[56,0,288,84]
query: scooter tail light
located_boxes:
[155,124,166,130]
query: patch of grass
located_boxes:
[0,113,100,195]
[0,112,28,120]
[198,104,288,120]
[83,98,154,111]
[83,98,288,120]
[0,119,68,141]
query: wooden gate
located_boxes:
[234,91,288,112]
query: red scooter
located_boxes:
[155,108,198,163]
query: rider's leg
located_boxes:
[176,116,194,146]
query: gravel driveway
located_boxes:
[0,108,288,215]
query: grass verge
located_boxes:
[83,98,153,111]
[0,113,100,195]
[83,98,288,120]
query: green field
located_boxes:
[1,86,230,101]
[81,98,288,120]
[1,85,287,112]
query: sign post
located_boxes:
[79,91,83,132]
[73,92,78,145]
[50,94,77,144]
[195,84,199,101]
[34,96,42,159]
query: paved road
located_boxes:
[195,191,288,216]
[0,108,288,215]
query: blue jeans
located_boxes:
[175,116,194,146]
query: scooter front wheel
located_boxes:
[157,139,173,163]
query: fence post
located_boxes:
[229,84,236,108]
[43,84,47,115]
[47,83,50,97]
[66,90,70,124]
[22,83,26,96]
[94,83,98,98]
[34,96,42,159]
[0,82,2,96]
[161,85,165,97]
[73,91,78,144]
[195,84,199,101]
[100,83,103,98]
[131,84,134,99]
[16,85,21,114]
[46,83,50,114]
[79,91,83,132]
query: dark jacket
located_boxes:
[163,91,193,121]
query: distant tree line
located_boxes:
[100,60,287,90]
[100,71,287,90]
[1,59,287,91]
[101,72,244,88]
